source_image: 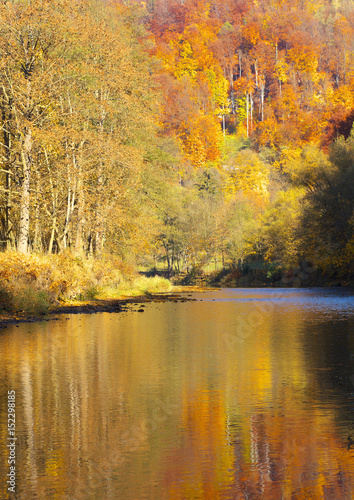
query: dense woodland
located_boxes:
[0,0,353,282]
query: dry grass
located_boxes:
[0,251,171,315]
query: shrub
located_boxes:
[0,251,172,314]
[11,286,50,315]
[133,276,173,294]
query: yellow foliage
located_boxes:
[287,47,318,75]
[256,116,281,148]
[274,147,301,172]
[0,252,130,312]
[262,187,306,267]
[279,144,331,188]
[174,41,199,79]
[180,115,223,168]
[224,150,270,198]
[332,85,354,110]
[204,68,229,111]
[275,58,289,84]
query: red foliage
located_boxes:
[321,108,354,150]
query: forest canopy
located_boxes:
[0,0,353,282]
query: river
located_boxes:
[0,288,354,499]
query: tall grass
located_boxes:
[0,252,172,315]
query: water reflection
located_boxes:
[0,288,353,499]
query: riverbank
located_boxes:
[0,252,224,327]
[0,286,208,328]
[0,251,177,325]
[2,250,352,328]
[171,265,354,288]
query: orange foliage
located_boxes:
[179,115,223,167]
[149,0,354,150]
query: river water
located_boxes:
[0,288,354,499]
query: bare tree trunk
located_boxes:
[33,176,42,252]
[230,90,235,114]
[87,233,93,256]
[2,105,14,250]
[250,94,253,133]
[163,241,171,274]
[73,141,85,254]
[48,216,57,255]
[18,129,32,253]
[246,93,249,137]
[95,106,106,257]
[5,168,15,250]
[95,164,104,257]
[75,171,85,254]
[62,185,72,249]
[61,140,76,250]
[43,147,58,255]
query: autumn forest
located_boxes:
[1,0,354,285]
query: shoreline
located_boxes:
[2,283,353,328]
[0,286,209,328]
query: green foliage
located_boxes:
[221,135,252,162]
[195,169,222,198]
[11,288,50,315]
[281,144,332,187]
[299,135,354,275]
[262,188,306,268]
[82,285,100,301]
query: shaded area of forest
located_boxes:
[0,0,353,290]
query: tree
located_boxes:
[0,0,76,252]
[0,0,165,257]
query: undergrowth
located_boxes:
[0,252,172,315]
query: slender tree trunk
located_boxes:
[74,141,86,254]
[95,109,105,256]
[5,168,15,250]
[163,241,171,274]
[95,164,104,256]
[61,140,75,249]
[86,233,93,256]
[18,129,32,253]
[43,147,58,254]
[230,90,235,114]
[33,175,42,252]
[5,173,14,250]
[48,216,57,255]
[246,93,249,137]
[2,105,14,250]
[62,186,72,249]
[250,94,253,133]
[75,173,84,254]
